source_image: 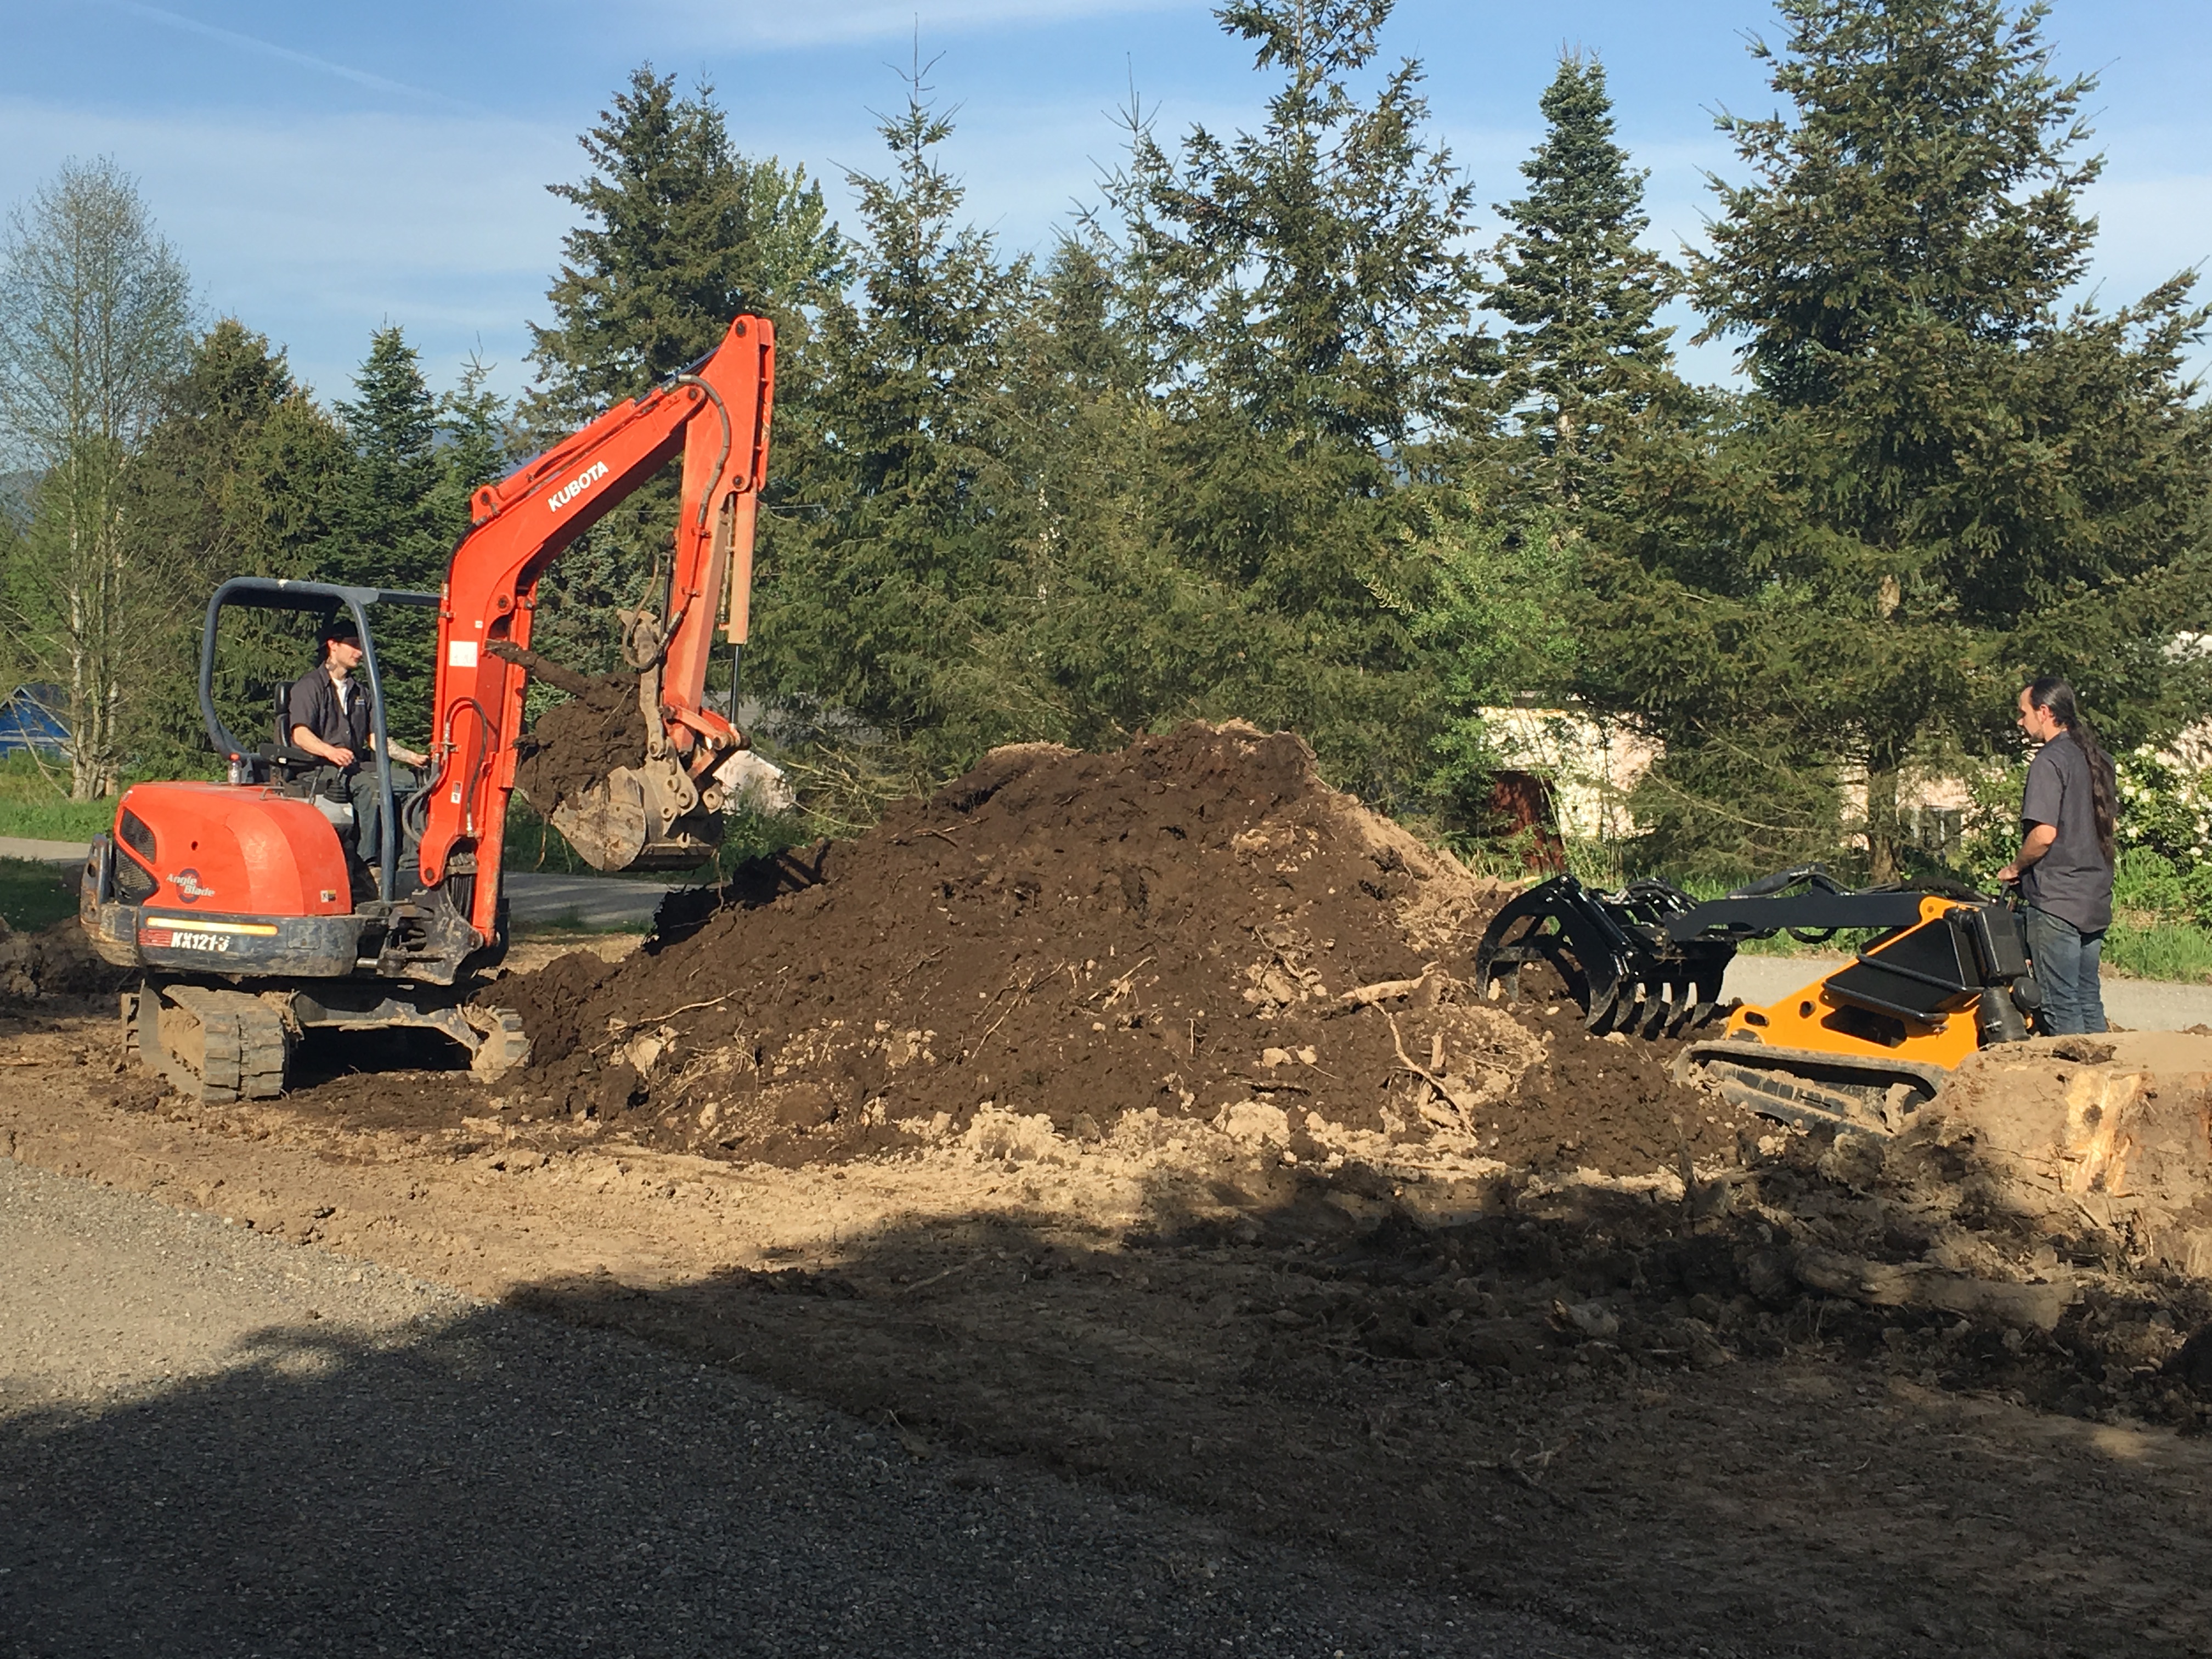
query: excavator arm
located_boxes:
[417,315,775,943]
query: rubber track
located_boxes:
[152,986,290,1102]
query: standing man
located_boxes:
[1997,677,2118,1035]
[286,617,429,889]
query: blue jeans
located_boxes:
[2024,905,2107,1035]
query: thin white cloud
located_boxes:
[97,1,479,110]
[640,0,1191,49]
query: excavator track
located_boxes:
[1674,1039,1949,1137]
[134,981,292,1103]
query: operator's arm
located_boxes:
[1997,822,2058,883]
[285,677,354,766]
[368,730,428,769]
[1999,747,2064,883]
[290,724,356,768]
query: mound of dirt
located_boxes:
[0,914,125,1003]
[511,673,647,814]
[475,722,1746,1173]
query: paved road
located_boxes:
[0,1158,1593,1659]
[1722,954,2212,1030]
[0,838,676,931]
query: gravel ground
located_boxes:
[0,1158,1602,1659]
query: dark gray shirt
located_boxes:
[286,667,370,763]
[2020,733,2114,934]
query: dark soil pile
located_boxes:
[477,723,1745,1172]
[512,674,647,813]
[0,915,126,1003]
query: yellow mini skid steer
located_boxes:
[1474,866,2044,1135]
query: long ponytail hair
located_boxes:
[2025,676,2118,865]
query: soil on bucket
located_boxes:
[511,673,647,814]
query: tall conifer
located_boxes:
[526,66,843,680]
[1487,53,1674,509]
[1106,0,1484,799]
[753,63,1031,763]
[1588,0,2211,878]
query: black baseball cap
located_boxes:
[318,617,362,644]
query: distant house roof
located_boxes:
[0,683,67,756]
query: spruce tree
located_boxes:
[1588,0,2211,879]
[332,327,453,742]
[526,66,844,681]
[752,63,1032,765]
[1104,0,1485,799]
[122,320,353,768]
[1486,53,1674,510]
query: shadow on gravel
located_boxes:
[0,1299,1496,1659]
[496,1154,2212,1659]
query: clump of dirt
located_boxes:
[0,914,125,1003]
[511,673,647,813]
[451,722,1746,1173]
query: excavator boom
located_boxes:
[419,316,775,939]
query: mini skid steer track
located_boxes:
[1473,866,2044,1136]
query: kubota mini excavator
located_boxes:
[1474,865,2044,1135]
[80,315,777,1101]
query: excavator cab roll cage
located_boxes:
[195,577,440,903]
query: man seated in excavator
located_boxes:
[284,615,430,900]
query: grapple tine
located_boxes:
[1617,981,1650,1037]
[1584,980,1619,1031]
[1474,872,1747,1040]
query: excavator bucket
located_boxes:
[544,747,793,873]
[1474,874,1735,1037]
[549,771,652,872]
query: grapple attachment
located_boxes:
[1474,873,1736,1036]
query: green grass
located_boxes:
[2104,920,2212,983]
[0,857,76,932]
[0,753,118,842]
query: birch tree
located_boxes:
[0,157,192,797]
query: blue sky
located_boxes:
[4,0,2208,405]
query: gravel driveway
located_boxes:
[0,1158,1599,1658]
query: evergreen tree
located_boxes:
[1104,0,1485,800]
[1587,0,2211,879]
[987,235,1258,753]
[526,66,845,682]
[334,328,445,593]
[752,62,1032,764]
[334,327,466,741]
[122,320,353,769]
[1486,53,1674,510]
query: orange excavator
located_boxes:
[79,315,777,1101]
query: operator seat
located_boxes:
[256,684,355,831]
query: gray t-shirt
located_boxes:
[2020,733,2114,934]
